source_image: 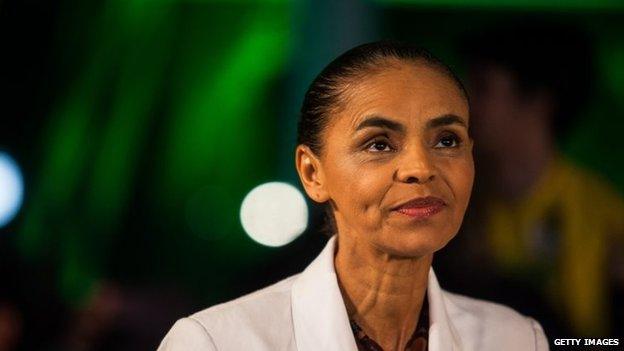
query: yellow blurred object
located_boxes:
[486,155,624,335]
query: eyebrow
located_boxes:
[354,116,406,133]
[426,114,467,129]
[354,114,467,133]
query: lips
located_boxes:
[392,196,446,220]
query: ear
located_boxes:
[295,144,330,203]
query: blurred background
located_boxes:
[1,0,623,349]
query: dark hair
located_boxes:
[460,20,593,137]
[296,40,467,235]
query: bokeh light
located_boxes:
[240,182,308,247]
[0,152,24,228]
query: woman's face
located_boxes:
[300,61,473,257]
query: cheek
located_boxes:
[450,158,475,209]
[439,155,474,210]
[326,159,390,218]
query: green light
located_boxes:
[19,0,293,303]
[374,0,624,10]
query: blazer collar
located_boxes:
[290,235,462,351]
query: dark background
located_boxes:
[1,0,623,349]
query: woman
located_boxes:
[158,41,549,351]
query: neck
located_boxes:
[334,232,431,351]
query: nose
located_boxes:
[394,144,436,184]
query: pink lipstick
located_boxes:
[393,196,446,220]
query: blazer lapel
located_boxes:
[291,236,462,351]
[291,236,358,351]
[427,268,463,351]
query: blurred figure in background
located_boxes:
[448,21,624,337]
[61,282,193,351]
[0,302,22,351]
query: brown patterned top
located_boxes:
[349,294,429,351]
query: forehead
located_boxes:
[335,62,469,130]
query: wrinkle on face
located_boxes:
[319,60,472,258]
[316,58,473,351]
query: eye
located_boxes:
[434,133,461,148]
[366,138,394,153]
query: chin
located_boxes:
[374,227,455,258]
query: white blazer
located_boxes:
[158,236,549,350]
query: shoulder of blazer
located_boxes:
[185,274,300,349]
[157,317,218,351]
[442,290,549,350]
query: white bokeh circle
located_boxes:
[240,182,308,247]
[0,152,24,228]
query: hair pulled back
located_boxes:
[296,40,467,235]
[297,40,467,157]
